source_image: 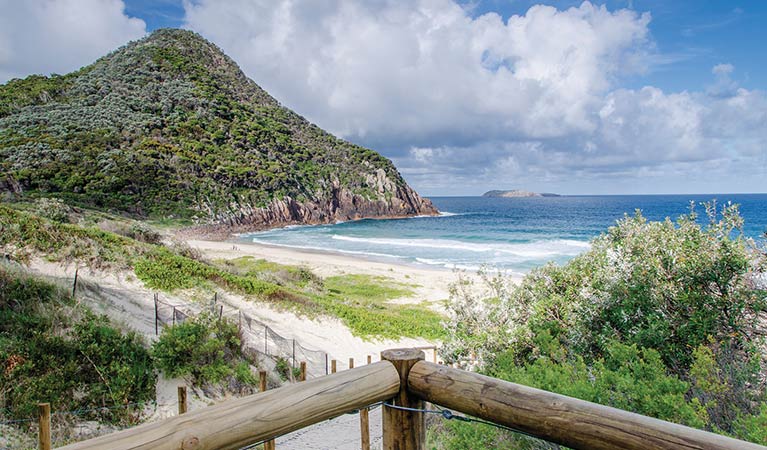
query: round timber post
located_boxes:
[381,348,425,450]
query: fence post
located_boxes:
[382,348,425,450]
[325,354,329,375]
[349,358,354,369]
[360,406,370,450]
[367,355,372,365]
[260,371,275,450]
[153,293,158,336]
[300,362,306,382]
[38,402,51,450]
[177,386,187,415]
[72,267,78,298]
[331,359,337,374]
[360,356,370,450]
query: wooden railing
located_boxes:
[59,348,766,450]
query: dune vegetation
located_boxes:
[434,203,767,448]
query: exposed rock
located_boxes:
[482,190,560,198]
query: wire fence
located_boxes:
[154,293,329,379]
[0,401,177,450]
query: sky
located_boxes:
[0,1,765,196]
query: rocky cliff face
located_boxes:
[194,180,435,237]
[0,29,438,234]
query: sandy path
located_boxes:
[276,406,383,450]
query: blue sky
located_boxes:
[2,0,765,195]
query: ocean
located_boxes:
[238,194,767,275]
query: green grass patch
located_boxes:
[214,256,320,289]
[324,274,415,301]
[313,274,445,340]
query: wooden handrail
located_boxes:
[407,361,766,450]
[58,361,399,450]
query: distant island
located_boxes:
[482,190,561,198]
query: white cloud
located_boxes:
[184,0,766,194]
[184,0,651,145]
[0,0,146,82]
[712,63,734,75]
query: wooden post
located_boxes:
[153,294,158,336]
[367,355,372,365]
[72,267,78,298]
[260,371,275,450]
[325,354,329,375]
[219,304,223,320]
[300,362,306,382]
[381,348,425,450]
[331,359,337,374]
[259,370,267,392]
[177,386,187,415]
[349,358,354,369]
[360,406,370,450]
[38,402,51,450]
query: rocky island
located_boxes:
[482,190,561,198]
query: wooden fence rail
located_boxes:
[57,362,398,450]
[56,348,766,450]
[407,360,766,450]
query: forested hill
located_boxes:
[0,28,437,233]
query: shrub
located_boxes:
[442,202,767,442]
[152,313,253,386]
[33,197,72,223]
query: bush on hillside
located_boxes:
[33,197,72,223]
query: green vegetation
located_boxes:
[0,204,144,268]
[0,205,443,340]
[136,251,445,340]
[0,28,418,221]
[439,203,767,448]
[313,274,444,340]
[152,313,257,388]
[0,265,155,423]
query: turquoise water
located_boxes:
[239,194,767,274]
